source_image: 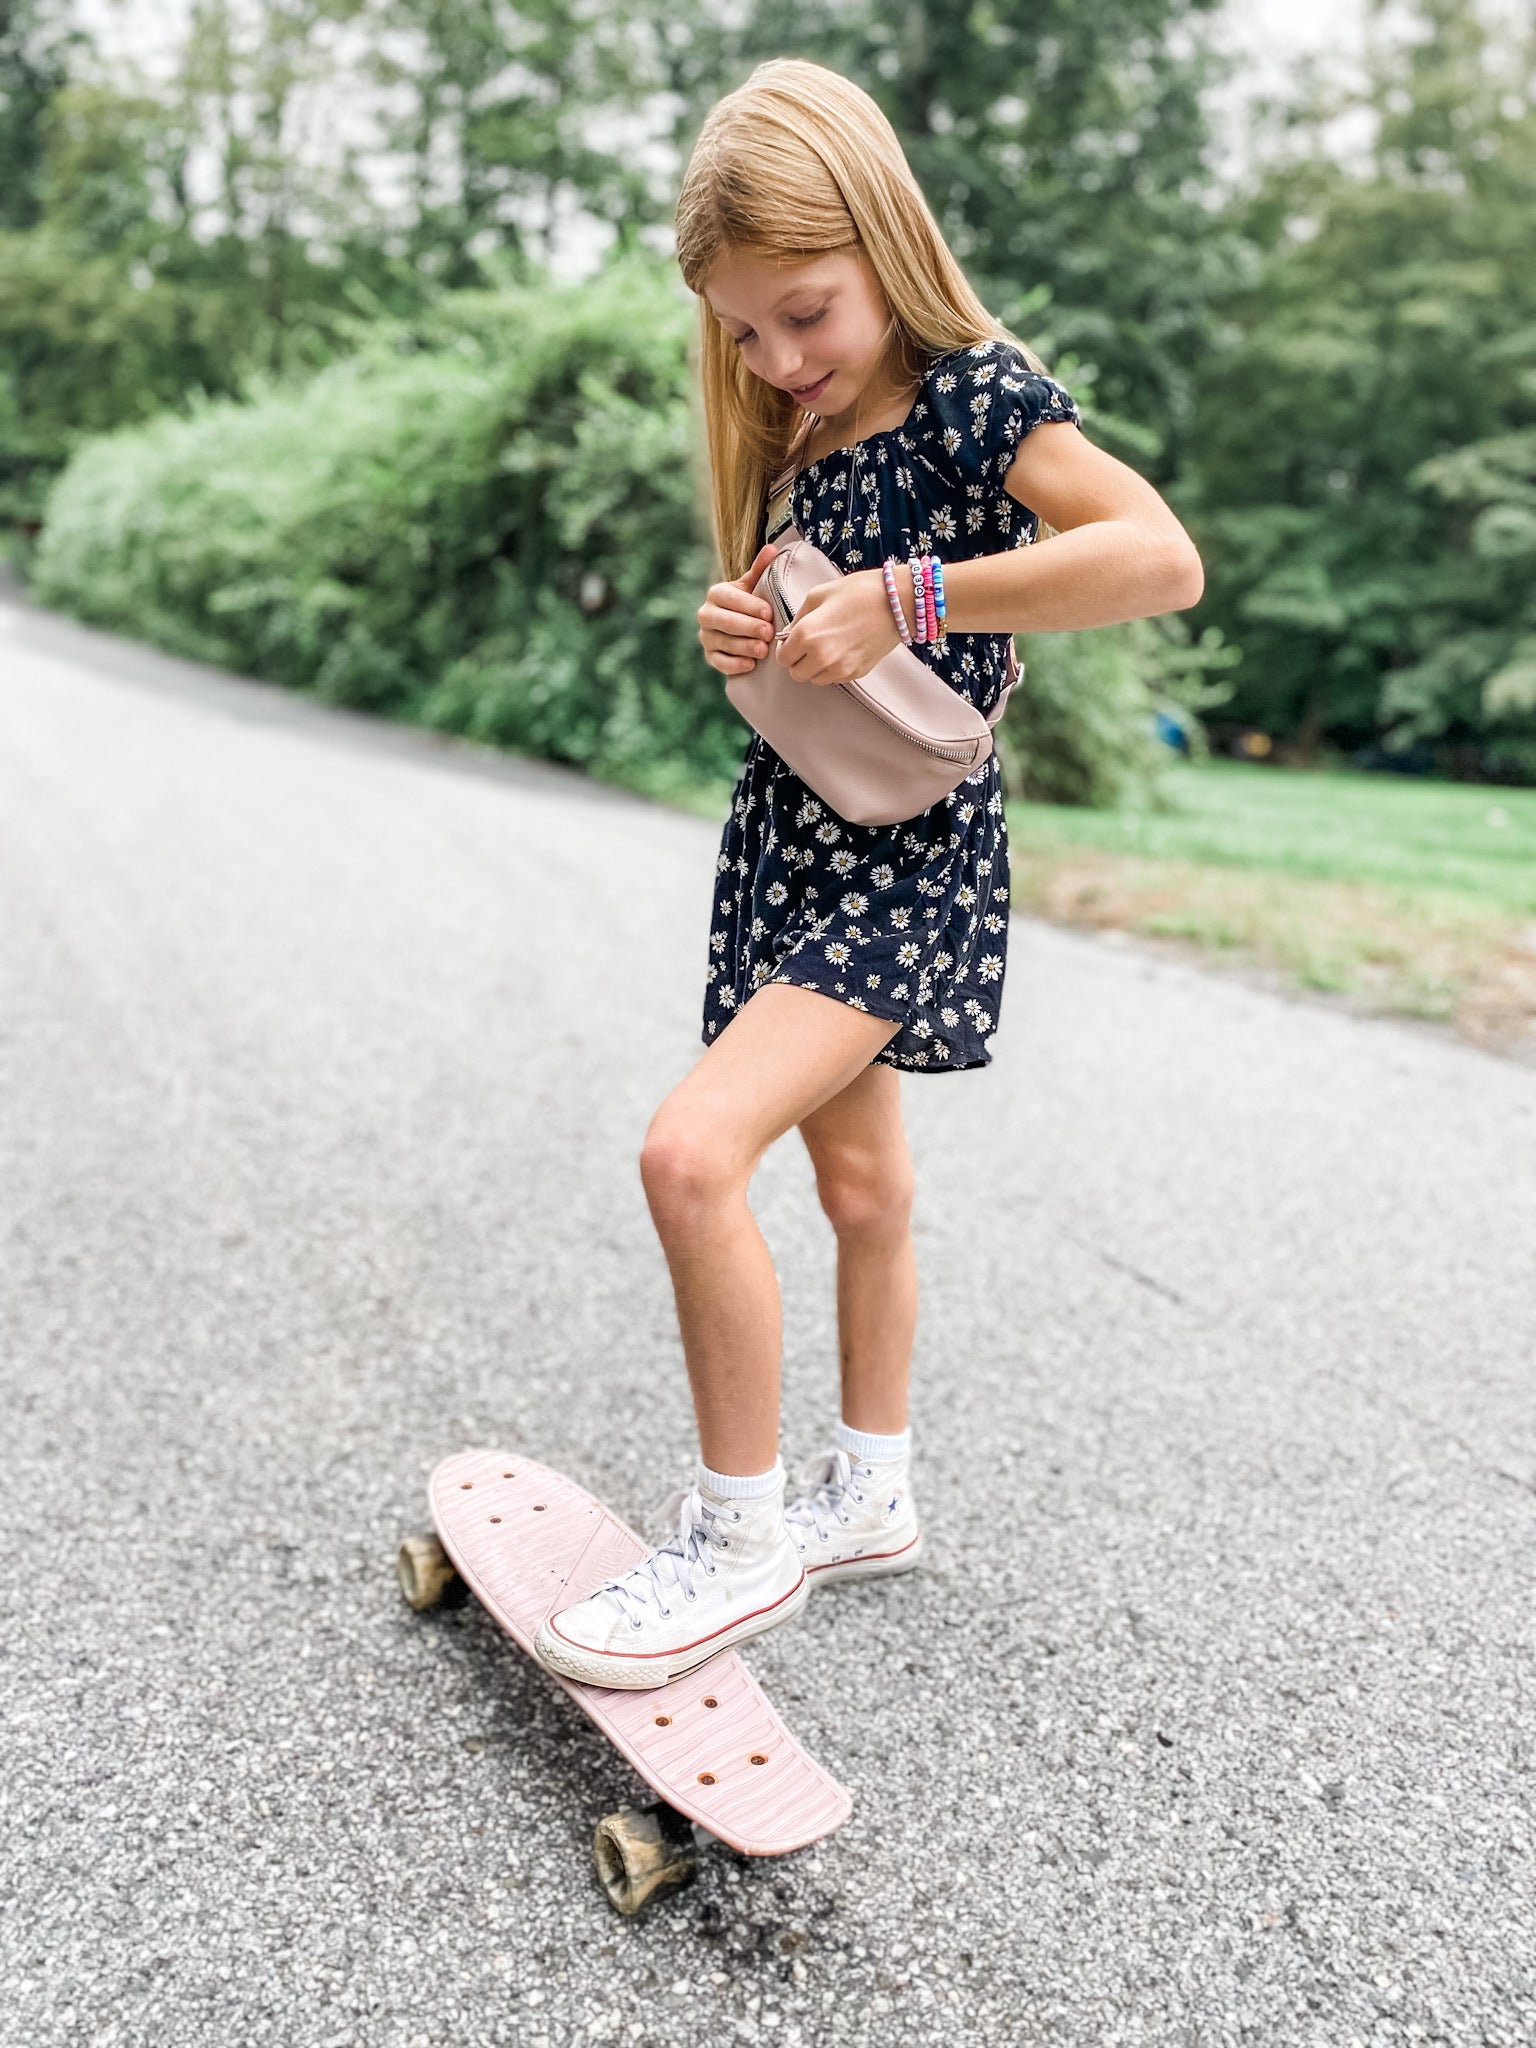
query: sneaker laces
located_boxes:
[595,1483,741,1626]
[784,1447,871,1544]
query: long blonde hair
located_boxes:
[674,57,1057,580]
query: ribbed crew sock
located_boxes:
[696,1454,786,1501]
[834,1419,911,1464]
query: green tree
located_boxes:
[0,0,81,229]
[0,1,432,532]
[365,0,690,277]
[1182,0,1536,770]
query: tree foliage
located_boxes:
[1184,0,1536,775]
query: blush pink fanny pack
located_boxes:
[722,460,1019,828]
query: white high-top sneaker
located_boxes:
[533,1480,809,1690]
[783,1445,923,1585]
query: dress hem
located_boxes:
[702,973,995,1074]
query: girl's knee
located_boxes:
[813,1146,915,1239]
[639,1117,740,1215]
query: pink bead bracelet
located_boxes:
[881,558,913,644]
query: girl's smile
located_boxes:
[789,371,833,402]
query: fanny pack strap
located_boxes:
[763,458,1020,728]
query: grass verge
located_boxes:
[1007,761,1536,1058]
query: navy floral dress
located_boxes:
[702,338,1081,1073]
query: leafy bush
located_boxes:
[35,254,754,793]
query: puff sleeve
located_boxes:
[933,339,1080,497]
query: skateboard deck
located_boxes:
[422,1449,851,1861]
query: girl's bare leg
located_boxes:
[796,1062,916,1436]
[640,983,901,1475]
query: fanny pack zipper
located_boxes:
[852,715,979,765]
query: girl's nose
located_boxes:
[764,352,807,390]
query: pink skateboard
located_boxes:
[398,1448,851,1913]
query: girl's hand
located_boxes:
[773,568,906,688]
[698,544,779,675]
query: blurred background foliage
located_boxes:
[5,0,1535,803]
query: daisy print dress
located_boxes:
[703,337,1081,1073]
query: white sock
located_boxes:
[696,1454,785,1501]
[835,1419,911,1464]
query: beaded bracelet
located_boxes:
[880,557,913,645]
[907,552,928,643]
[886,550,948,647]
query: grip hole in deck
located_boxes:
[703,1697,718,1709]
[654,1715,671,1726]
[697,1772,716,1785]
[750,1754,768,1766]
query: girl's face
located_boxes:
[703,245,905,427]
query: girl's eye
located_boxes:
[731,308,827,345]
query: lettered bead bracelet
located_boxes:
[907,552,928,642]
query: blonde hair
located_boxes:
[674,57,1056,580]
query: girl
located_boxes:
[534,59,1202,1690]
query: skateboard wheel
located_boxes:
[397,1533,464,1612]
[592,1803,698,1917]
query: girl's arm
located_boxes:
[773,418,1204,689]
[915,421,1203,636]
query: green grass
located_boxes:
[1006,758,1536,916]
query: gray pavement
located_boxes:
[2,590,1533,2048]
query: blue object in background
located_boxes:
[1152,708,1191,756]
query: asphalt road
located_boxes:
[3,593,1533,2048]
